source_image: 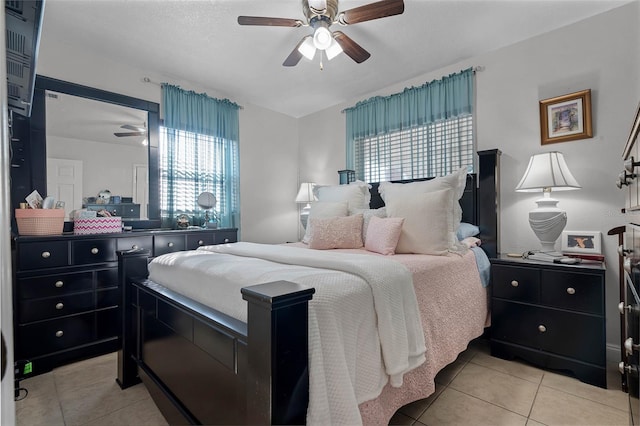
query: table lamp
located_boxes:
[295,182,316,229]
[515,151,581,261]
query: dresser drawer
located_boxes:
[214,230,237,244]
[19,292,94,323]
[17,313,95,357]
[117,236,153,252]
[154,235,186,256]
[18,241,69,270]
[492,265,539,303]
[72,239,117,264]
[540,270,604,314]
[17,271,93,300]
[186,232,215,250]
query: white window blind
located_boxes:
[354,115,474,182]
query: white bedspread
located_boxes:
[148,242,426,425]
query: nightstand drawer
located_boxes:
[18,241,69,270]
[541,270,604,314]
[215,230,237,244]
[492,265,539,303]
[72,239,117,264]
[17,271,93,300]
[492,299,605,365]
[19,292,94,323]
[117,236,153,252]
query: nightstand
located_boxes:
[490,254,606,388]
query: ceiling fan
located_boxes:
[237,0,405,67]
[114,124,146,138]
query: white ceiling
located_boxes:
[40,0,627,118]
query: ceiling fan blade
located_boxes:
[114,132,146,137]
[283,37,306,67]
[237,16,302,27]
[333,31,371,63]
[338,0,404,25]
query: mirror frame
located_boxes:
[31,75,161,229]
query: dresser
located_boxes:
[490,255,606,388]
[619,102,640,424]
[12,228,238,377]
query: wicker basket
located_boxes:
[15,209,65,236]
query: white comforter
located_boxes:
[148,242,426,425]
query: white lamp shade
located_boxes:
[295,182,316,204]
[325,37,343,60]
[313,26,332,50]
[298,36,316,60]
[515,151,581,192]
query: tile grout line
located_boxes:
[51,370,69,426]
[526,371,544,423]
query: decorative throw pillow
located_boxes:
[350,207,387,243]
[314,181,371,211]
[385,188,457,255]
[302,201,349,244]
[308,214,364,250]
[365,216,404,255]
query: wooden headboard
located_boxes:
[364,149,501,258]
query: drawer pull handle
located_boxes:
[538,325,546,333]
[91,247,99,255]
[132,245,139,250]
[55,280,64,288]
[510,280,519,287]
[619,361,639,376]
[55,330,64,338]
[41,251,51,259]
[198,240,204,245]
[625,337,640,355]
[566,287,576,295]
[168,242,174,248]
[55,302,64,310]
[224,238,230,243]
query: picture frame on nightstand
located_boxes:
[561,230,602,254]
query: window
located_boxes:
[354,115,474,182]
[159,126,239,228]
[346,68,475,182]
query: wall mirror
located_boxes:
[31,76,161,228]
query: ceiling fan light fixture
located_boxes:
[325,37,343,60]
[313,25,332,50]
[298,36,317,60]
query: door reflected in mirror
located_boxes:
[45,91,149,220]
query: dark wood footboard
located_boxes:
[116,249,315,425]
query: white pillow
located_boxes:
[378,167,468,248]
[385,188,459,255]
[350,207,386,243]
[314,181,371,211]
[302,201,349,244]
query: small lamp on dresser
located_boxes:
[516,151,581,261]
[295,182,316,229]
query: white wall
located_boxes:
[36,40,301,244]
[298,2,640,355]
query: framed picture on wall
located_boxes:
[539,89,593,145]
[561,230,602,254]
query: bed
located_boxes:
[116,149,501,425]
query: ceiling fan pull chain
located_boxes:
[320,50,324,70]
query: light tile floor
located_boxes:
[15,339,629,426]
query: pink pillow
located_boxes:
[308,214,364,249]
[365,216,404,255]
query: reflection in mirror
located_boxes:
[45,92,149,220]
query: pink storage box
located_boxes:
[74,217,122,235]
